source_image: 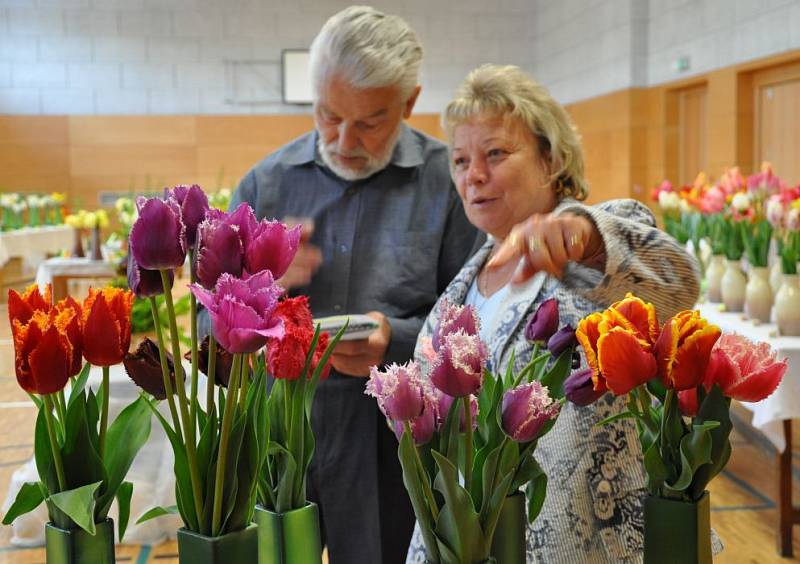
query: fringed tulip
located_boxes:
[129,196,187,269]
[194,212,245,289]
[564,368,604,406]
[12,311,72,395]
[128,252,171,297]
[393,392,437,445]
[432,300,480,351]
[165,184,209,248]
[190,270,284,354]
[244,219,301,280]
[366,362,425,422]
[436,392,479,431]
[703,334,787,402]
[8,284,51,328]
[189,336,234,388]
[54,296,82,376]
[124,337,175,399]
[604,293,659,346]
[501,381,560,442]
[429,329,487,397]
[655,310,721,391]
[81,287,134,366]
[525,298,559,343]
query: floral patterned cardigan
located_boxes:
[405,198,702,563]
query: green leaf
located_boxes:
[525,468,547,523]
[48,481,103,535]
[116,481,133,541]
[136,505,178,525]
[596,410,636,427]
[2,482,45,525]
[689,384,733,498]
[539,347,574,400]
[643,441,669,494]
[62,391,105,493]
[665,423,714,492]
[67,363,91,410]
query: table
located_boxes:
[0,226,72,268]
[696,303,800,556]
[35,257,117,301]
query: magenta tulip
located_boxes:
[127,252,171,297]
[564,367,604,406]
[436,392,479,432]
[547,325,577,356]
[194,213,245,289]
[432,300,480,351]
[366,361,425,423]
[429,329,488,397]
[501,381,560,442]
[129,196,187,269]
[190,270,284,354]
[393,400,437,445]
[165,184,209,248]
[525,298,559,343]
[244,219,301,279]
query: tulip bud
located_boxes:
[194,214,244,290]
[525,298,559,343]
[432,300,480,351]
[366,362,425,423]
[244,220,301,280]
[547,325,576,356]
[165,184,209,248]
[564,368,604,406]
[429,329,487,397]
[127,252,171,297]
[393,401,437,445]
[436,392,478,432]
[124,338,175,400]
[129,197,187,270]
[501,381,560,442]
[187,335,234,388]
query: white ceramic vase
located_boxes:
[775,274,800,336]
[745,266,772,323]
[770,262,783,296]
[721,259,746,313]
[706,255,725,303]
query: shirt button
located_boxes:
[339,244,348,253]
[333,304,342,312]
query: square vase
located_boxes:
[489,492,526,564]
[254,502,322,564]
[644,491,712,564]
[177,524,258,564]
[45,518,115,564]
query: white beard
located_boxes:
[317,125,402,181]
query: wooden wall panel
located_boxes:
[69,116,196,146]
[753,61,800,183]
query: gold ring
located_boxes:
[527,235,542,253]
[507,230,521,250]
[569,233,580,248]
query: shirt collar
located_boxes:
[283,124,425,169]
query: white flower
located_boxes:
[766,199,784,228]
[731,192,751,212]
[786,208,800,232]
[658,191,681,211]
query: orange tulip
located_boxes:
[8,284,51,329]
[13,310,72,395]
[81,287,134,366]
[576,294,659,396]
[654,310,721,391]
[54,296,83,376]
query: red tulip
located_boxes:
[8,284,51,329]
[81,287,134,366]
[12,311,72,395]
[54,296,83,376]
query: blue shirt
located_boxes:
[230,125,482,368]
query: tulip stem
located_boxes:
[54,390,67,438]
[463,396,473,493]
[635,385,657,433]
[189,250,200,439]
[212,353,242,536]
[238,356,250,409]
[513,344,540,387]
[404,421,439,521]
[206,336,217,417]
[43,394,67,493]
[149,297,183,443]
[160,269,205,529]
[98,366,110,460]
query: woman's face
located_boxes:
[451,115,556,240]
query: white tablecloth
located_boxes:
[697,302,800,452]
[35,257,116,289]
[0,226,72,268]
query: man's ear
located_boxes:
[402,85,422,119]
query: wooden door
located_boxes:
[754,61,800,184]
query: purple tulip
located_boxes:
[186,336,235,388]
[244,219,302,279]
[123,337,175,400]
[393,387,438,445]
[501,381,560,442]
[190,270,284,354]
[525,298,559,343]
[436,392,479,432]
[129,196,187,269]
[564,368,604,407]
[194,213,245,289]
[366,362,425,423]
[547,325,577,356]
[165,184,209,248]
[430,329,488,397]
[127,252,172,297]
[432,300,480,352]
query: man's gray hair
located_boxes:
[309,5,423,99]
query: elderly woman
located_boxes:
[405,65,700,563]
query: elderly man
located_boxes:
[229,6,480,563]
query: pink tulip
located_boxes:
[432,300,480,351]
[366,361,425,423]
[703,334,786,402]
[129,196,187,270]
[392,381,440,445]
[244,219,302,280]
[429,329,488,397]
[194,210,245,289]
[501,381,560,442]
[700,186,726,214]
[436,392,478,432]
[190,270,284,354]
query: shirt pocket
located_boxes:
[377,231,440,313]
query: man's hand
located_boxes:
[278,217,323,290]
[331,311,392,377]
[487,212,603,283]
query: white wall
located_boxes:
[0,0,798,115]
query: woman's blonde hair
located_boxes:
[443,64,588,201]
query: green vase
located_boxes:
[490,492,526,564]
[45,518,115,564]
[644,491,712,564]
[254,502,322,564]
[177,524,258,564]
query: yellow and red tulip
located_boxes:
[654,310,721,391]
[81,287,134,366]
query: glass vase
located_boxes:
[254,502,322,564]
[176,524,258,564]
[644,492,711,564]
[45,518,115,564]
[489,492,526,564]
